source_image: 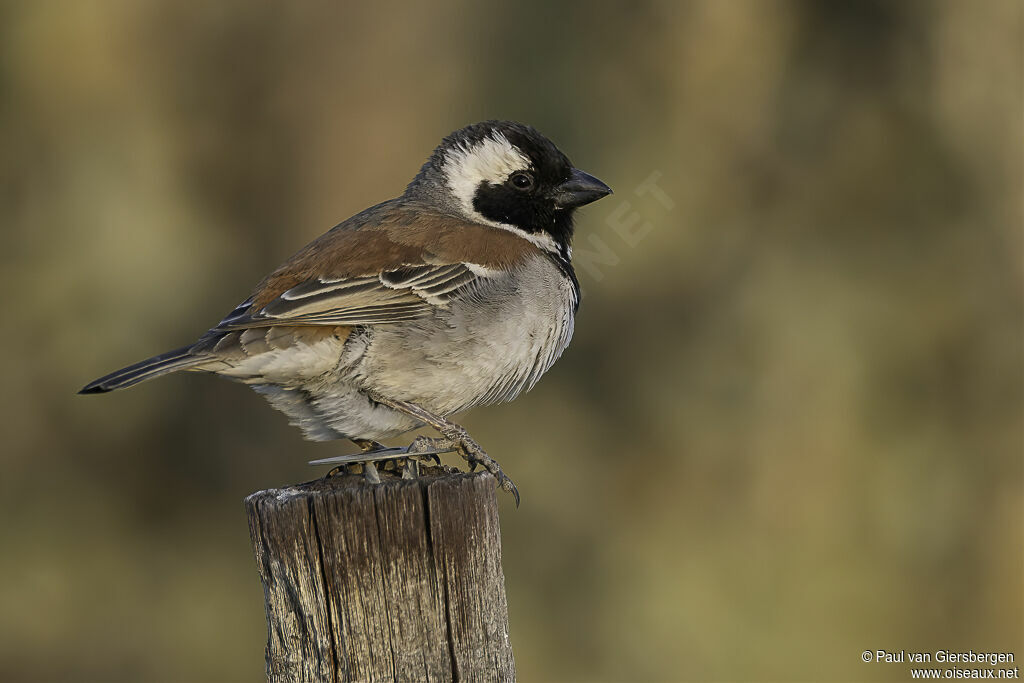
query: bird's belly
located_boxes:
[356,262,576,416]
[240,257,576,442]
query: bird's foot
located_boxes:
[322,438,387,478]
[406,436,450,466]
[361,393,522,506]
[322,456,414,482]
[314,441,454,481]
[423,429,520,507]
[311,430,519,505]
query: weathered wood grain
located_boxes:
[246,469,515,682]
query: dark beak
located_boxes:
[553,168,612,209]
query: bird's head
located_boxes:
[407,120,612,256]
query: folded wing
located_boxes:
[215,263,483,329]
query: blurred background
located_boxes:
[1,1,1020,681]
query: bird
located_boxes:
[80,120,611,503]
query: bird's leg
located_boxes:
[353,436,438,476]
[312,439,453,472]
[368,392,520,506]
[405,436,447,466]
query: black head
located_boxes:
[406,121,611,256]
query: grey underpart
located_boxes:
[353,255,575,419]
[210,254,575,448]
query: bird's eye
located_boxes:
[509,172,535,192]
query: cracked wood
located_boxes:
[246,470,515,682]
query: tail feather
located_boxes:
[79,346,203,394]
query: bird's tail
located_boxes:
[79,345,204,394]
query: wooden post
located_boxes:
[245,469,516,682]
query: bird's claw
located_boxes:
[315,444,445,484]
[313,435,519,506]
[494,471,520,507]
[448,436,519,507]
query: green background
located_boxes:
[1,1,1020,681]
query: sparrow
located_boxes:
[80,120,611,503]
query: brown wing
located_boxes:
[216,264,482,329]
[213,201,538,330]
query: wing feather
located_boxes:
[215,262,489,329]
[210,202,538,331]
